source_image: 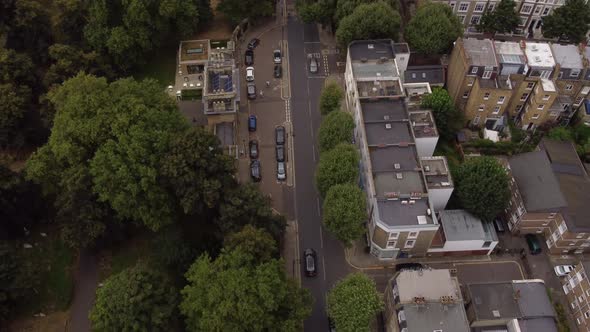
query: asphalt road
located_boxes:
[287,15,352,331]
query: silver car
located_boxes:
[273,49,282,64]
[309,57,318,73]
[277,161,286,181]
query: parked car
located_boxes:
[493,218,506,233]
[304,248,317,277]
[250,160,261,182]
[245,49,254,66]
[275,126,285,145]
[309,57,318,73]
[248,115,257,132]
[247,83,256,100]
[274,64,282,78]
[276,145,285,162]
[247,38,260,50]
[554,265,575,277]
[273,49,282,64]
[277,161,286,181]
[246,66,254,82]
[395,262,424,272]
[525,234,542,255]
[249,140,259,159]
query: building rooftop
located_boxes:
[463,38,498,68]
[494,41,526,65]
[405,66,445,85]
[540,78,556,92]
[508,151,567,212]
[551,44,584,69]
[421,156,453,189]
[352,61,399,80]
[364,122,412,146]
[376,199,432,226]
[524,42,555,68]
[369,146,418,172]
[374,171,426,195]
[467,280,556,326]
[396,269,461,302]
[357,79,402,98]
[403,303,470,332]
[361,100,407,122]
[215,122,234,146]
[349,40,395,61]
[541,139,590,232]
[438,209,498,242]
[409,110,437,138]
[179,40,209,63]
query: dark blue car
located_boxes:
[248,115,257,132]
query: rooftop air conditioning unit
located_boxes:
[384,115,390,120]
[409,200,416,204]
[424,165,431,172]
[385,123,392,129]
[396,173,403,179]
[368,44,375,49]
[394,163,401,169]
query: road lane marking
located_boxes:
[322,256,327,281]
[317,197,321,217]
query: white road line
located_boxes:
[317,197,321,216]
[322,256,327,281]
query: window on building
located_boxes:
[484,92,490,100]
[458,15,466,23]
[578,317,582,325]
[534,5,542,14]
[532,113,540,119]
[516,104,523,112]
[470,14,481,25]
[521,4,533,13]
[572,301,578,309]
[478,104,485,112]
[482,241,492,248]
[386,241,397,248]
[537,104,544,110]
[559,222,567,234]
[521,93,529,101]
[450,1,456,10]
[468,78,474,86]
[493,106,501,114]
[474,2,485,11]
[585,311,590,319]
[463,91,469,98]
[558,71,564,79]
[408,232,419,239]
[540,70,552,79]
[473,115,481,125]
[405,240,415,248]
[535,20,543,29]
[571,69,581,78]
[581,86,590,95]
[471,67,478,74]
[543,94,550,101]
[422,73,426,78]
[389,232,399,240]
[482,70,492,79]
[411,73,416,78]
[497,96,505,104]
[458,2,469,11]
[488,3,496,10]
[542,7,550,15]
[575,96,584,105]
[527,82,535,89]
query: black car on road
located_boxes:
[247,38,260,50]
[304,248,317,277]
[274,64,282,78]
[249,140,258,159]
[245,49,254,66]
[275,126,285,145]
[250,160,261,182]
[276,145,285,162]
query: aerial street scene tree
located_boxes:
[420,87,463,141]
[405,3,463,54]
[477,0,521,36]
[319,81,344,115]
[323,183,367,246]
[542,0,590,43]
[335,2,401,47]
[318,110,355,152]
[316,143,360,197]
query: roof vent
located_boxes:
[535,56,541,62]
[492,310,501,318]
[417,216,428,224]
[409,200,416,204]
[396,173,403,179]
[531,45,538,51]
[384,115,390,120]
[385,123,392,129]
[368,44,374,49]
[401,200,408,205]
[424,165,431,172]
[394,163,401,169]
[361,58,368,63]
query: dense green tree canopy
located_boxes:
[223,225,278,262]
[327,273,383,332]
[405,3,463,55]
[217,0,275,25]
[420,87,463,140]
[542,0,590,43]
[323,184,366,247]
[180,241,312,331]
[296,0,337,26]
[316,143,359,197]
[318,111,355,152]
[477,0,520,35]
[320,81,344,115]
[0,84,30,146]
[334,0,398,24]
[335,2,401,47]
[90,263,178,331]
[454,156,510,221]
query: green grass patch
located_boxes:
[434,140,462,168]
[134,44,178,87]
[181,88,203,101]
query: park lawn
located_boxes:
[133,43,178,88]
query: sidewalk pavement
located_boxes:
[283,220,300,283]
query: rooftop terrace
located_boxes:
[376,198,432,226]
[421,156,453,188]
[349,40,395,61]
[179,40,209,63]
[409,110,437,138]
[463,38,497,68]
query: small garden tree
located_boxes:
[335,2,401,47]
[318,111,355,152]
[420,87,463,140]
[405,3,463,54]
[316,143,359,197]
[327,273,383,332]
[323,184,366,247]
[542,0,590,43]
[477,0,520,36]
[320,81,344,115]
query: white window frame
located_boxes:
[540,70,552,79]
[521,93,529,101]
[478,104,485,112]
[542,7,550,15]
[532,113,540,119]
[581,86,590,95]
[566,84,574,91]
[484,92,490,100]
[571,69,581,78]
[470,15,481,25]
[543,94,550,101]
[521,4,533,13]
[534,5,542,14]
[389,232,399,240]
[497,96,505,104]
[527,82,535,89]
[482,70,492,79]
[474,2,486,12]
[386,241,397,249]
[458,15,466,23]
[408,231,419,239]
[473,115,481,125]
[450,1,457,11]
[404,240,416,248]
[585,311,590,319]
[471,67,478,74]
[463,91,469,98]
[537,104,544,110]
[458,2,469,12]
[493,106,501,114]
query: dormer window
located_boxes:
[571,69,581,78]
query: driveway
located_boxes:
[67,251,98,332]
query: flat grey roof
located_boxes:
[508,151,567,212]
[349,40,395,61]
[439,209,498,242]
[374,171,425,195]
[405,66,444,85]
[519,318,559,332]
[467,282,522,320]
[463,38,498,67]
[551,44,583,69]
[376,199,432,226]
[178,100,207,126]
[396,269,459,301]
[513,282,556,318]
[364,122,412,146]
[352,62,399,80]
[494,41,526,64]
[404,304,470,332]
[361,100,407,121]
[215,122,234,146]
[421,157,452,187]
[369,146,418,172]
[409,110,437,138]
